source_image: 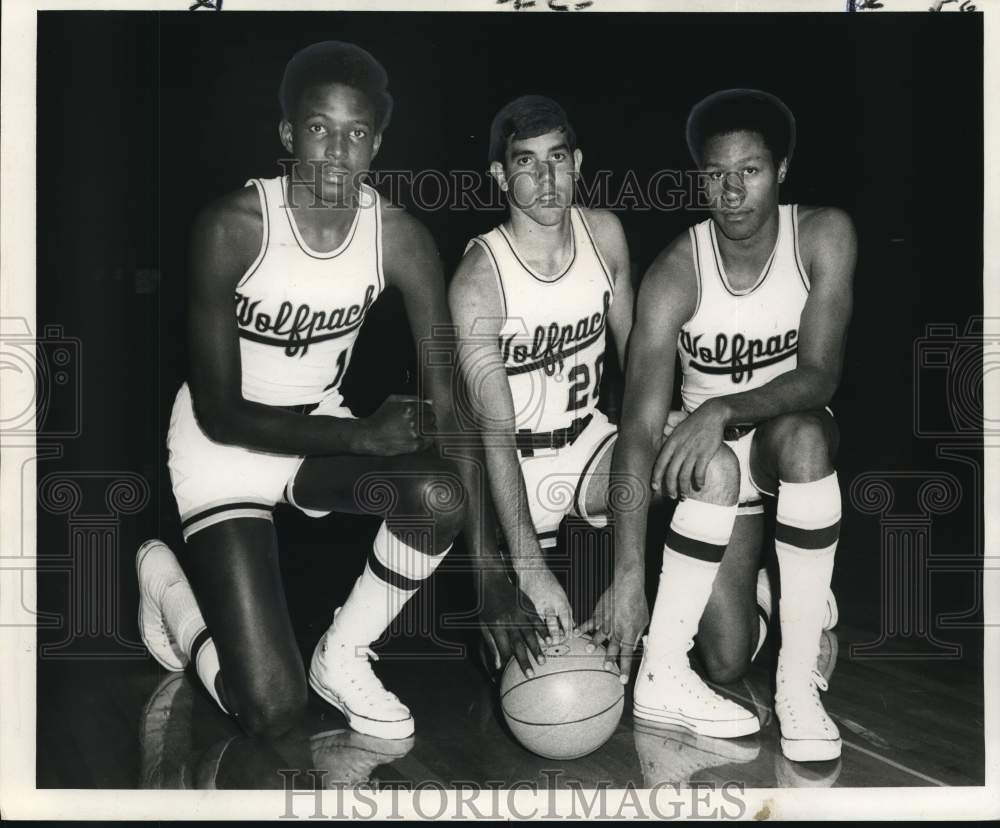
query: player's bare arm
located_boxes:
[613,232,699,556]
[652,207,856,497]
[187,189,430,458]
[380,203,457,438]
[386,204,551,673]
[449,244,575,649]
[574,207,648,679]
[580,207,633,368]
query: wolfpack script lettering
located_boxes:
[235,284,377,357]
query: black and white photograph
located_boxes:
[1,0,997,820]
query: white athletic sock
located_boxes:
[646,499,739,660]
[326,522,450,651]
[161,580,227,713]
[775,473,840,675]
[192,634,227,713]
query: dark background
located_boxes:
[35,11,985,780]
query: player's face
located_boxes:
[279,82,382,203]
[493,130,581,226]
[701,130,787,242]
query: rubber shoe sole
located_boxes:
[780,733,842,763]
[632,700,760,739]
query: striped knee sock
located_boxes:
[775,472,841,673]
[327,522,451,650]
[646,499,739,659]
[161,584,227,713]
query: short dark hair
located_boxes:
[488,95,577,167]
[686,89,796,168]
[279,41,393,132]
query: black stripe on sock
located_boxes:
[190,627,212,663]
[775,519,841,550]
[664,527,726,563]
[191,628,231,715]
[367,552,422,592]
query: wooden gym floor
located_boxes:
[35,514,985,792]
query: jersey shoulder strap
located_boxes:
[465,230,509,320]
[235,177,272,289]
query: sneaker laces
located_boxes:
[781,666,828,695]
[334,644,402,705]
[778,667,833,729]
[663,659,730,707]
[810,669,829,693]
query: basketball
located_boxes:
[499,635,625,760]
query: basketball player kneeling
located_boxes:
[136,42,466,743]
[613,89,854,761]
[449,96,645,683]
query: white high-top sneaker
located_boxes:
[632,637,760,738]
[774,659,842,762]
[754,570,838,662]
[823,589,839,631]
[136,539,191,671]
[309,609,414,740]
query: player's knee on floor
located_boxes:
[770,413,833,480]
[234,677,308,741]
[691,443,740,504]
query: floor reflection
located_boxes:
[633,720,761,788]
[138,671,414,789]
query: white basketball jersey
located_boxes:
[679,204,810,413]
[235,176,384,406]
[468,208,615,433]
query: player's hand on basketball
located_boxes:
[480,573,548,677]
[361,394,436,455]
[578,575,649,684]
[517,565,575,645]
[652,399,727,500]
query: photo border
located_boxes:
[1,0,997,819]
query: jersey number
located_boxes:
[566,354,605,412]
[324,349,348,392]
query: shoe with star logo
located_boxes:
[632,637,760,738]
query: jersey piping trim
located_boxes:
[470,236,509,320]
[576,208,615,293]
[573,430,617,519]
[282,176,364,260]
[709,218,778,297]
[791,204,811,292]
[374,190,386,293]
[689,225,703,319]
[497,221,576,285]
[236,179,270,289]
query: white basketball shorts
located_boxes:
[517,409,619,549]
[167,382,354,540]
[725,406,835,516]
[726,428,766,516]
